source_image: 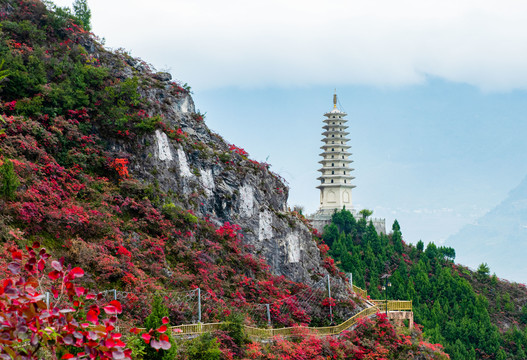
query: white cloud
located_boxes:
[51,0,527,90]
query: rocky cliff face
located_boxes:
[92,48,328,284]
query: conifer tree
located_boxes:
[322,223,339,248]
[364,221,381,254]
[73,0,92,31]
[0,60,9,90]
[477,263,490,277]
[495,349,507,360]
[332,208,356,234]
[0,159,19,200]
[392,219,404,253]
[416,239,424,252]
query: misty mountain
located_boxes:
[446,174,527,283]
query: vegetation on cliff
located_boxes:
[0,1,449,358]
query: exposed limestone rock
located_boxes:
[179,96,191,113]
[155,130,173,161]
[177,148,193,178]
[286,233,301,263]
[200,168,215,197]
[108,62,329,285]
[239,185,255,218]
[153,71,172,82]
[258,210,273,241]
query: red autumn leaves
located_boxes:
[0,242,175,360]
[111,158,130,179]
[130,316,181,350]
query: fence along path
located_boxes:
[86,283,412,340]
[96,283,413,339]
[163,284,413,340]
[96,276,362,328]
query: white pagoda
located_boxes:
[308,93,386,234]
[316,93,355,211]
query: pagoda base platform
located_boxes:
[307,208,386,235]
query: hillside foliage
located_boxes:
[324,209,527,359]
[0,1,450,358]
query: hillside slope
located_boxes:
[0,0,327,285]
[324,209,527,360]
[0,1,453,359]
[446,174,527,283]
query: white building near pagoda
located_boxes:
[308,93,385,234]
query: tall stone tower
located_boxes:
[317,93,355,212]
[308,93,385,234]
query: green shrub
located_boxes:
[220,313,249,348]
[99,77,142,130]
[134,114,161,134]
[0,59,9,90]
[0,159,19,200]
[143,296,178,360]
[2,20,46,45]
[185,333,221,360]
[124,334,146,360]
[42,3,76,32]
[219,153,231,163]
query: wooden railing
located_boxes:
[171,305,380,339]
[169,300,411,339]
[352,284,368,298]
[371,300,413,312]
[170,322,223,335]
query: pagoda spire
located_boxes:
[316,93,355,212]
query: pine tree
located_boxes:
[340,250,353,272]
[392,220,403,253]
[72,0,92,31]
[495,349,507,360]
[477,263,490,277]
[322,223,339,248]
[416,240,424,252]
[0,159,19,200]
[364,221,381,254]
[0,60,9,90]
[332,209,356,234]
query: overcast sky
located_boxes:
[51,0,527,91]
[52,0,527,280]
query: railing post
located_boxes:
[266,304,271,328]
[349,273,353,292]
[113,289,117,301]
[198,288,202,323]
[327,275,333,324]
[45,292,50,308]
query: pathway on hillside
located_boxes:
[163,285,413,340]
[93,283,413,340]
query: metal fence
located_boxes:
[43,273,411,340]
[169,303,404,339]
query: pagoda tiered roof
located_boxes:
[315,94,356,210]
[318,164,355,169]
[316,183,356,190]
[321,131,350,138]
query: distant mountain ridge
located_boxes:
[446,174,527,283]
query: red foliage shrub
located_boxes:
[0,242,132,359]
[111,158,130,179]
